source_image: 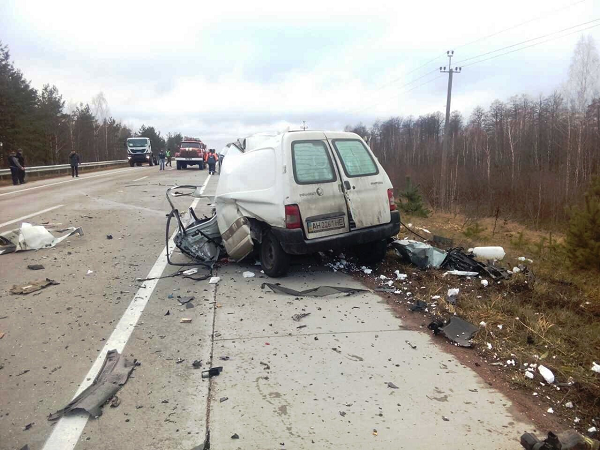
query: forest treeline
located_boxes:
[0,41,183,168]
[347,36,600,228]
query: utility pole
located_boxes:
[439,51,461,210]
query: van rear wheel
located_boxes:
[260,231,290,277]
[353,239,388,265]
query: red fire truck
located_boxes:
[175,137,207,170]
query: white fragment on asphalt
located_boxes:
[480,279,489,287]
[182,268,198,276]
[547,407,554,414]
[538,365,555,384]
[487,342,493,350]
[525,371,534,379]
[592,362,600,373]
[242,271,255,278]
[86,270,93,275]
[565,401,574,408]
[209,277,221,284]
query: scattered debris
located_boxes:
[219,356,230,361]
[405,340,417,350]
[86,270,94,275]
[192,360,202,369]
[220,397,229,403]
[394,270,407,280]
[409,300,427,312]
[565,401,574,408]
[442,416,450,422]
[391,239,447,269]
[387,382,399,389]
[261,283,368,297]
[339,411,346,417]
[538,365,555,384]
[592,362,600,374]
[177,296,194,305]
[109,396,121,408]
[0,223,83,255]
[27,264,44,270]
[242,271,255,278]
[106,235,113,240]
[180,318,192,323]
[231,433,239,439]
[10,278,59,295]
[429,317,478,347]
[260,361,270,370]
[292,313,311,322]
[23,422,34,431]
[0,331,4,339]
[165,310,170,316]
[443,270,479,277]
[480,279,489,287]
[176,358,185,364]
[182,268,198,276]
[471,246,505,261]
[209,277,221,284]
[201,367,223,378]
[441,247,510,280]
[446,288,460,305]
[48,350,136,420]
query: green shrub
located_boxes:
[463,222,486,239]
[566,176,600,270]
[398,177,430,218]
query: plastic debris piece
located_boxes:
[48,350,135,420]
[565,401,574,408]
[10,278,59,295]
[231,433,239,439]
[201,367,223,378]
[405,340,417,349]
[177,296,194,305]
[409,300,427,312]
[391,239,447,269]
[592,362,600,373]
[443,270,479,277]
[292,313,311,322]
[480,279,489,287]
[479,321,486,327]
[525,371,534,379]
[538,365,555,384]
[387,382,399,389]
[182,268,198,276]
[209,277,221,284]
[192,360,202,369]
[447,288,459,305]
[0,223,83,254]
[429,317,478,347]
[261,283,367,297]
[362,267,372,274]
[242,271,255,278]
[547,407,554,414]
[220,397,229,403]
[394,270,407,280]
[180,318,192,323]
[487,342,493,350]
[27,264,44,270]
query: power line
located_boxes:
[454,18,600,66]
[454,0,588,51]
[460,22,600,68]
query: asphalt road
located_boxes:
[0,166,533,450]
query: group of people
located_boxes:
[156,148,220,174]
[7,149,26,185]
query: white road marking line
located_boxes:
[0,204,64,229]
[42,174,212,450]
[0,167,144,198]
[132,176,148,182]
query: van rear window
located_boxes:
[332,139,378,177]
[292,141,336,184]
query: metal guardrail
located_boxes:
[0,160,128,179]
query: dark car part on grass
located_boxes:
[428,317,478,347]
[441,247,510,281]
[10,278,59,295]
[521,430,600,450]
[391,239,447,269]
[165,185,222,268]
[202,367,223,378]
[261,283,368,297]
[48,349,136,421]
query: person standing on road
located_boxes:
[205,149,217,175]
[166,149,172,167]
[69,150,80,178]
[7,150,24,185]
[16,148,26,184]
[158,149,166,170]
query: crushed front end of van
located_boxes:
[213,130,400,277]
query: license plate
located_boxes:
[307,216,345,233]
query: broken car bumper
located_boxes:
[272,211,400,255]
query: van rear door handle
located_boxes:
[343,181,351,190]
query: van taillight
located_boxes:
[285,204,302,229]
[388,189,397,211]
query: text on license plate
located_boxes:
[307,217,345,233]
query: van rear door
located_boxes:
[287,136,349,240]
[324,133,391,229]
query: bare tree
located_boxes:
[91,92,109,160]
[567,35,600,114]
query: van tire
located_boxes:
[129,160,134,167]
[354,239,388,265]
[176,162,181,170]
[260,231,290,277]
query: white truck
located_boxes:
[126,137,154,166]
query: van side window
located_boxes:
[332,139,378,177]
[292,141,337,184]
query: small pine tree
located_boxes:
[566,176,600,270]
[398,177,430,218]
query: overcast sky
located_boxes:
[1,0,599,149]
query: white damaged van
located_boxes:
[215,130,400,277]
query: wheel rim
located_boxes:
[264,240,275,268]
